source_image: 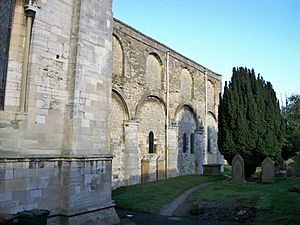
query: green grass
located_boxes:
[223,165,232,178]
[187,179,300,215]
[112,175,225,213]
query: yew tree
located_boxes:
[282,94,300,160]
[218,67,283,177]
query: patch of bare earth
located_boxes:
[173,201,299,225]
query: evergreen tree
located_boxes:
[282,94,300,159]
[218,67,283,177]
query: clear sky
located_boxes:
[112,0,300,101]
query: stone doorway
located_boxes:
[141,159,150,183]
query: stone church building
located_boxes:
[111,19,223,188]
[0,0,223,224]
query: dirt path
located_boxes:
[159,181,216,216]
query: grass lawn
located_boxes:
[187,178,300,224]
[112,175,225,213]
[188,179,300,214]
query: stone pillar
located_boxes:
[167,120,179,178]
[195,126,205,174]
[124,120,140,185]
[62,0,113,156]
[20,3,37,112]
[58,0,119,223]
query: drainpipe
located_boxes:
[20,3,36,112]
[165,50,170,178]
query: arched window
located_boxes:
[183,132,187,153]
[180,68,192,100]
[0,0,15,109]
[207,80,215,112]
[190,132,195,154]
[207,127,212,153]
[149,131,154,153]
[112,35,124,77]
[146,54,162,91]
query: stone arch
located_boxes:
[146,53,163,91]
[180,68,193,100]
[136,95,165,155]
[207,79,215,112]
[207,111,217,121]
[111,88,130,187]
[112,34,124,77]
[176,104,198,175]
[174,103,198,126]
[135,93,166,117]
[175,104,198,153]
[206,112,218,154]
[112,87,131,119]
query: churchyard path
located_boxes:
[117,180,237,225]
[159,181,216,216]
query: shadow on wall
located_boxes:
[176,105,199,175]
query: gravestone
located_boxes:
[286,153,300,177]
[231,154,246,183]
[261,157,275,182]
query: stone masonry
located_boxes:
[111,19,223,188]
[0,0,119,224]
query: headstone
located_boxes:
[261,157,275,182]
[286,153,300,177]
[231,154,246,183]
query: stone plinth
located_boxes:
[203,163,222,176]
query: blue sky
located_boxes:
[113,0,300,101]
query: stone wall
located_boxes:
[0,0,119,224]
[0,159,112,213]
[111,18,223,188]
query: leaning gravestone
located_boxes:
[261,157,275,183]
[231,154,246,183]
[286,153,300,177]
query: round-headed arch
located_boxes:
[174,103,198,126]
[112,87,131,120]
[112,34,125,77]
[135,93,166,117]
[147,52,163,66]
[207,111,217,122]
[146,53,164,91]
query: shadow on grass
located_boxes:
[112,174,226,214]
